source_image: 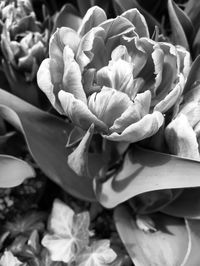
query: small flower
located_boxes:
[0,0,48,82]
[76,240,117,266]
[42,199,90,263]
[0,251,22,266]
[37,6,190,144]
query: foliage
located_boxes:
[1,0,200,265]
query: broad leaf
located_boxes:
[0,89,97,201]
[168,0,194,49]
[94,145,200,208]
[162,188,200,219]
[182,219,200,265]
[167,0,191,50]
[114,205,188,266]
[0,155,35,187]
[183,55,200,95]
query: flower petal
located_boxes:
[88,87,131,127]
[165,114,200,160]
[76,27,106,71]
[37,58,63,113]
[62,46,87,103]
[176,45,191,78]
[121,8,149,38]
[104,111,164,143]
[48,199,74,236]
[110,90,151,133]
[49,27,80,60]
[154,74,185,113]
[97,59,136,98]
[58,90,108,132]
[120,36,147,78]
[42,234,75,263]
[78,6,107,37]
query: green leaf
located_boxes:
[77,0,92,17]
[113,0,162,35]
[114,205,188,266]
[182,219,200,265]
[0,89,96,201]
[53,4,82,32]
[168,0,192,50]
[0,154,35,188]
[183,55,200,95]
[162,188,200,219]
[94,145,200,208]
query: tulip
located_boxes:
[37,6,190,143]
[0,0,50,106]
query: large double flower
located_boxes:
[37,6,190,143]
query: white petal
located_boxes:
[62,46,87,103]
[104,111,164,143]
[78,6,107,37]
[88,87,130,127]
[37,58,63,114]
[58,90,108,132]
[48,199,74,236]
[121,8,149,38]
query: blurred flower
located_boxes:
[37,6,190,143]
[0,0,50,106]
[0,0,48,82]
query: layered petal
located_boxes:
[121,8,149,38]
[58,90,108,132]
[62,46,87,103]
[37,58,63,113]
[110,91,151,133]
[104,111,164,143]
[78,6,107,37]
[76,27,106,71]
[88,87,131,127]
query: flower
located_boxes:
[37,6,190,143]
[42,199,90,263]
[0,0,48,82]
[0,251,22,266]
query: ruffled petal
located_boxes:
[153,42,178,99]
[121,36,147,75]
[154,74,185,113]
[121,8,149,38]
[110,90,151,133]
[96,59,135,98]
[165,114,200,160]
[76,27,106,71]
[62,46,87,103]
[104,111,164,143]
[176,45,191,78]
[58,90,108,132]
[88,87,130,127]
[78,6,107,37]
[37,58,63,113]
[49,27,80,59]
